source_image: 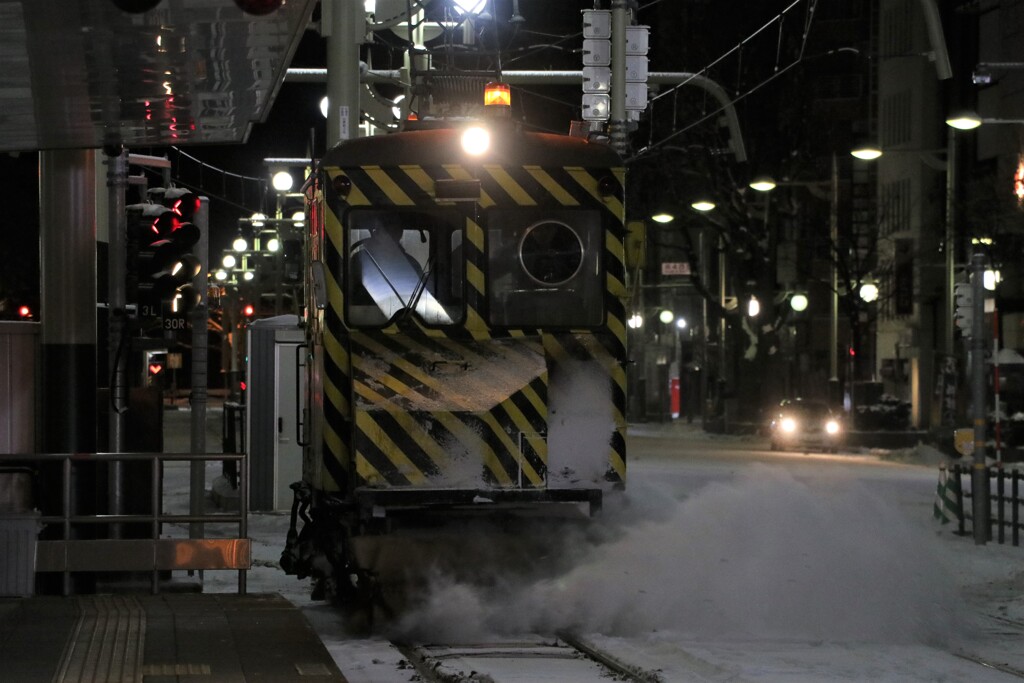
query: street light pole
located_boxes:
[970,251,989,544]
[718,231,728,428]
[829,153,840,403]
[944,127,957,356]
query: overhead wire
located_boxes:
[156,1,819,208]
[632,0,818,163]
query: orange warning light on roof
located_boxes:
[484,82,511,108]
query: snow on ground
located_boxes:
[168,410,1024,681]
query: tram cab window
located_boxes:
[347,209,464,326]
[487,209,604,328]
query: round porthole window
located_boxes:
[519,221,584,286]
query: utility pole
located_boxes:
[943,128,957,356]
[105,147,129,535]
[189,197,210,542]
[608,0,628,155]
[829,153,840,405]
[325,0,364,147]
[970,251,989,544]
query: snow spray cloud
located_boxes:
[389,466,962,644]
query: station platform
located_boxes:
[0,592,348,682]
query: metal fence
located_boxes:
[0,451,249,595]
[946,463,1023,546]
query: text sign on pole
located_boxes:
[661,262,691,276]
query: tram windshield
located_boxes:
[346,209,465,326]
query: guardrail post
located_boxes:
[1014,470,1020,547]
[996,465,1005,545]
[954,464,966,536]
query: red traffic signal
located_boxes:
[164,187,200,222]
[242,303,255,317]
[128,196,202,319]
[18,305,32,319]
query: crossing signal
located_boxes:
[954,282,974,333]
[145,351,167,387]
[127,195,201,320]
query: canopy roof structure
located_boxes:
[0,0,316,152]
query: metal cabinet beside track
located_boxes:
[246,315,304,512]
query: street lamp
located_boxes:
[850,141,882,160]
[945,109,1024,130]
[747,296,760,318]
[272,170,294,193]
[946,111,982,130]
[790,293,808,312]
[859,282,879,303]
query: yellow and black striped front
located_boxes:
[311,125,626,505]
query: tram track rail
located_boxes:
[953,651,1024,680]
[391,633,1024,683]
[393,635,665,683]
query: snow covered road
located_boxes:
[191,422,1024,681]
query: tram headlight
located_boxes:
[461,126,491,156]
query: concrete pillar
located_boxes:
[39,149,97,454]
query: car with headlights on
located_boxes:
[768,399,843,452]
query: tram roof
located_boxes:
[320,124,624,170]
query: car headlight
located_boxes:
[780,417,797,433]
[825,419,840,435]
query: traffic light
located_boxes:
[17,305,32,319]
[127,192,201,321]
[242,303,256,318]
[161,187,203,313]
[954,282,974,333]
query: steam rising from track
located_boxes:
[387,466,962,644]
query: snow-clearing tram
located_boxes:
[282,88,628,610]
